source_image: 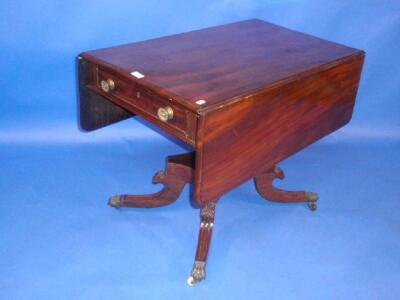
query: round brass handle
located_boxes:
[100,79,115,93]
[157,106,174,122]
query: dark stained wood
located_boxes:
[254,166,319,211]
[194,53,364,205]
[92,66,198,145]
[78,57,132,131]
[188,202,216,285]
[77,19,365,285]
[108,153,194,208]
[81,19,361,111]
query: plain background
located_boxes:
[1,1,399,299]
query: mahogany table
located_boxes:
[77,19,364,285]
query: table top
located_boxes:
[82,19,362,111]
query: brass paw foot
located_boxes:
[108,195,122,208]
[187,261,206,286]
[188,202,217,285]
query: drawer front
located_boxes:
[93,67,197,144]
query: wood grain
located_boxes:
[78,58,132,131]
[108,153,194,208]
[80,19,361,112]
[78,19,366,285]
[254,166,319,211]
[194,53,364,204]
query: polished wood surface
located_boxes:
[254,166,319,211]
[79,57,197,145]
[194,53,364,204]
[78,58,132,131]
[78,19,365,285]
[108,153,194,208]
[188,202,216,285]
[81,19,360,112]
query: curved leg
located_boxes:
[187,201,217,286]
[254,166,319,211]
[108,152,194,208]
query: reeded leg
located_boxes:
[187,202,216,286]
[108,152,194,208]
[254,166,319,211]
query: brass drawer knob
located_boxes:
[100,79,115,93]
[157,106,174,122]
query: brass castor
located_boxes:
[308,201,317,211]
[306,192,319,211]
[108,195,122,208]
[187,276,196,286]
[187,260,206,286]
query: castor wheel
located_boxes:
[187,276,197,286]
[108,195,122,208]
[308,201,317,211]
[305,192,318,211]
